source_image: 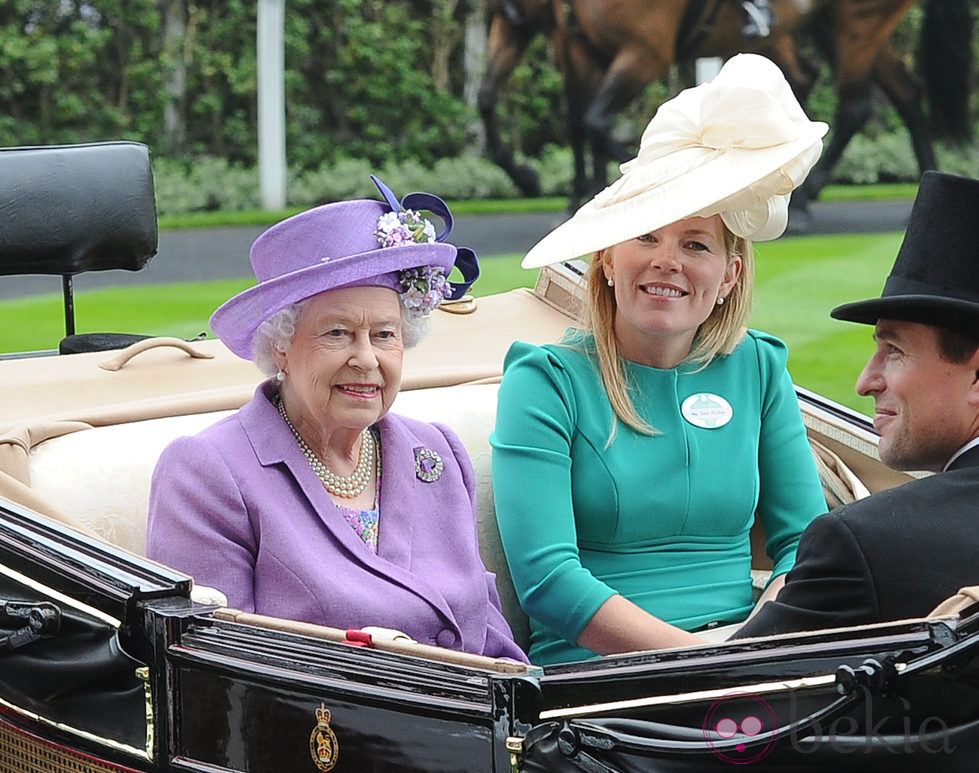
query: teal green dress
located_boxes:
[490,330,826,664]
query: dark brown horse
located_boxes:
[478,0,558,198]
[478,0,973,222]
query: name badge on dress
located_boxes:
[681,393,733,429]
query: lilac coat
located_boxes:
[146,382,526,662]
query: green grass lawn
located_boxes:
[1,230,898,416]
[750,232,898,416]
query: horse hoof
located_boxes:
[513,166,541,198]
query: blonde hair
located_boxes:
[579,227,754,437]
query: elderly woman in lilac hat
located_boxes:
[146,177,526,662]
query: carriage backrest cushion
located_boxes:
[0,141,158,276]
[22,381,872,655]
[26,383,531,649]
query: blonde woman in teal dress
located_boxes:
[491,54,831,665]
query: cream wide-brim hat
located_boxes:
[522,53,828,269]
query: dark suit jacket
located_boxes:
[734,445,979,638]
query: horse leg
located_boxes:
[871,43,936,175]
[918,0,973,142]
[580,52,660,196]
[556,24,605,209]
[792,0,915,221]
[564,0,685,200]
[766,34,819,106]
[477,11,543,196]
[792,79,873,221]
[583,71,642,167]
[770,36,825,231]
[566,89,595,211]
[567,111,590,211]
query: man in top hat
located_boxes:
[735,170,979,638]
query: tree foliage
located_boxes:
[0,0,537,169]
[0,0,975,196]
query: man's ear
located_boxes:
[967,348,979,407]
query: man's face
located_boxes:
[856,319,979,472]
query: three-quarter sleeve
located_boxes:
[491,342,617,645]
[733,510,877,638]
[752,333,828,578]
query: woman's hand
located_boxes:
[576,594,706,655]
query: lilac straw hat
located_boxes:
[211,176,479,359]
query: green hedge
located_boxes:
[153,136,978,217]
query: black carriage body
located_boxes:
[526,617,979,771]
[166,618,540,772]
[0,499,541,772]
[4,495,979,773]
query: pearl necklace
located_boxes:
[276,396,377,498]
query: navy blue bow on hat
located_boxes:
[371,175,480,301]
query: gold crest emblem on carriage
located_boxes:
[309,703,339,771]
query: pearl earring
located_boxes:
[276,370,285,382]
[607,277,614,287]
[716,296,725,306]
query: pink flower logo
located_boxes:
[703,692,779,765]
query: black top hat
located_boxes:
[831,171,979,329]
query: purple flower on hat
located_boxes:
[371,184,455,318]
[369,174,480,311]
[399,265,452,318]
[374,209,438,248]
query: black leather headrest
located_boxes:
[0,141,158,276]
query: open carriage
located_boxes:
[1,143,978,773]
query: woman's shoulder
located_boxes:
[737,328,790,366]
[742,328,788,351]
[503,329,595,373]
[152,414,246,484]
